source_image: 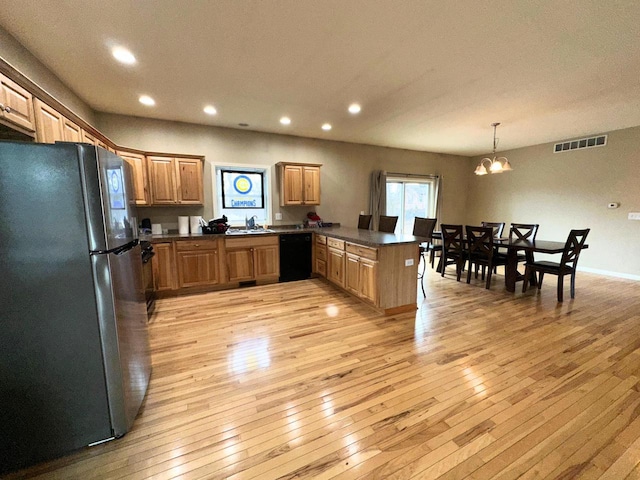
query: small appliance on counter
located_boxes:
[202,215,229,234]
[304,211,322,228]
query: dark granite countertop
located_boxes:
[144,225,421,247]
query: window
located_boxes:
[386,175,438,234]
[213,165,271,226]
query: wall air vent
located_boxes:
[553,135,607,153]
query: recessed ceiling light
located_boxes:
[348,103,361,114]
[139,95,155,106]
[322,123,332,131]
[280,116,291,125]
[112,46,136,65]
[203,105,217,115]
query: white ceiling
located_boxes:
[1,0,640,156]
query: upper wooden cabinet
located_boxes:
[0,73,35,133]
[81,129,98,145]
[277,162,322,206]
[148,156,204,206]
[117,150,150,205]
[34,98,84,144]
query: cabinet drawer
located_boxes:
[346,242,378,260]
[225,235,278,249]
[175,239,219,251]
[327,238,345,250]
[315,234,327,245]
[316,245,327,261]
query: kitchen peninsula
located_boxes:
[149,226,421,315]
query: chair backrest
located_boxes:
[358,214,372,230]
[509,223,539,242]
[378,215,398,233]
[441,224,464,255]
[560,228,590,271]
[412,217,437,239]
[481,221,505,238]
[466,226,494,258]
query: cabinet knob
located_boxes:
[4,106,10,113]
[0,103,5,111]
[194,244,199,247]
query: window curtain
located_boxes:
[433,175,443,230]
[369,170,386,230]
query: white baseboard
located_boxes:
[578,266,640,281]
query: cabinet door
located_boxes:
[177,250,219,287]
[33,98,65,143]
[81,129,98,145]
[303,166,321,205]
[345,253,360,295]
[327,247,345,287]
[148,156,177,204]
[359,258,378,304]
[175,158,203,204]
[227,248,254,282]
[281,165,303,205]
[118,151,150,205]
[63,118,82,142]
[254,245,279,279]
[152,242,175,291]
[0,73,34,131]
[315,258,327,277]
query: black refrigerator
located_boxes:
[0,142,151,473]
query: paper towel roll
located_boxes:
[151,224,162,235]
[178,216,189,235]
[190,216,203,234]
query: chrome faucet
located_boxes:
[246,215,258,230]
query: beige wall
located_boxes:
[466,126,640,277]
[96,113,471,231]
[0,26,96,126]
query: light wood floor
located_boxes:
[7,267,640,479]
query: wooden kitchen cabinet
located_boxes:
[226,236,279,283]
[0,72,35,134]
[314,234,327,277]
[277,162,322,206]
[34,98,84,143]
[117,150,150,205]
[345,242,379,304]
[327,238,346,287]
[152,242,176,291]
[148,156,204,205]
[175,239,220,288]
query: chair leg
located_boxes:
[538,272,544,290]
[485,266,492,289]
[430,249,435,268]
[557,274,564,302]
[522,266,530,293]
[466,261,472,283]
[570,271,576,298]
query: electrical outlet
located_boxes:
[629,212,640,220]
[405,259,414,267]
[275,213,282,220]
[360,211,365,215]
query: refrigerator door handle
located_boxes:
[91,239,139,256]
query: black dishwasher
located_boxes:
[279,233,312,282]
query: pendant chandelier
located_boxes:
[474,122,512,175]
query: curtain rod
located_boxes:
[386,172,439,179]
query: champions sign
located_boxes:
[221,170,265,209]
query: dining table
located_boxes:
[428,232,588,292]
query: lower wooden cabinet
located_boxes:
[226,236,279,282]
[314,235,327,277]
[152,242,175,291]
[176,240,220,288]
[327,246,345,287]
[345,255,378,304]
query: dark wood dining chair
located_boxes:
[508,222,540,263]
[522,228,590,302]
[378,215,398,233]
[358,214,372,230]
[412,217,437,296]
[465,226,508,289]
[440,224,465,281]
[481,221,505,238]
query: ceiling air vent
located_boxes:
[553,135,607,153]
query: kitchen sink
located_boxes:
[225,228,276,235]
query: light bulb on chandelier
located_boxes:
[474,122,513,175]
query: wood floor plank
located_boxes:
[5,271,640,480]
